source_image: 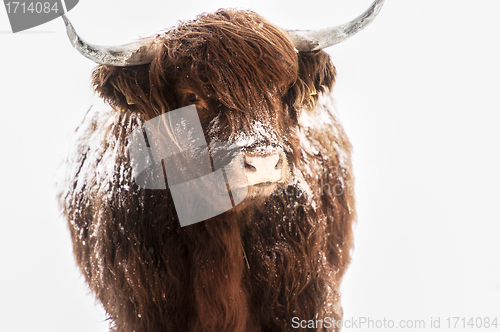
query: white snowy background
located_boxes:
[1,0,499,331]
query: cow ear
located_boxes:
[295,51,337,107]
[92,64,152,115]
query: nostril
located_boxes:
[274,154,283,170]
[244,160,257,172]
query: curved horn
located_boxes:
[286,0,385,52]
[62,14,162,66]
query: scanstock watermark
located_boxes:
[128,104,361,228]
[3,0,78,32]
[128,105,248,228]
[291,316,499,330]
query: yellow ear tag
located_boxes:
[310,85,317,102]
[126,95,135,105]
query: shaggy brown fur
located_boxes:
[60,8,355,332]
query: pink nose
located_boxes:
[243,153,285,186]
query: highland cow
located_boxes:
[59,1,384,331]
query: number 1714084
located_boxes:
[446,317,498,329]
[5,2,59,14]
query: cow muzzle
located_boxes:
[243,150,287,187]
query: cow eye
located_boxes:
[187,93,200,103]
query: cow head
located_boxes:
[62,1,384,202]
